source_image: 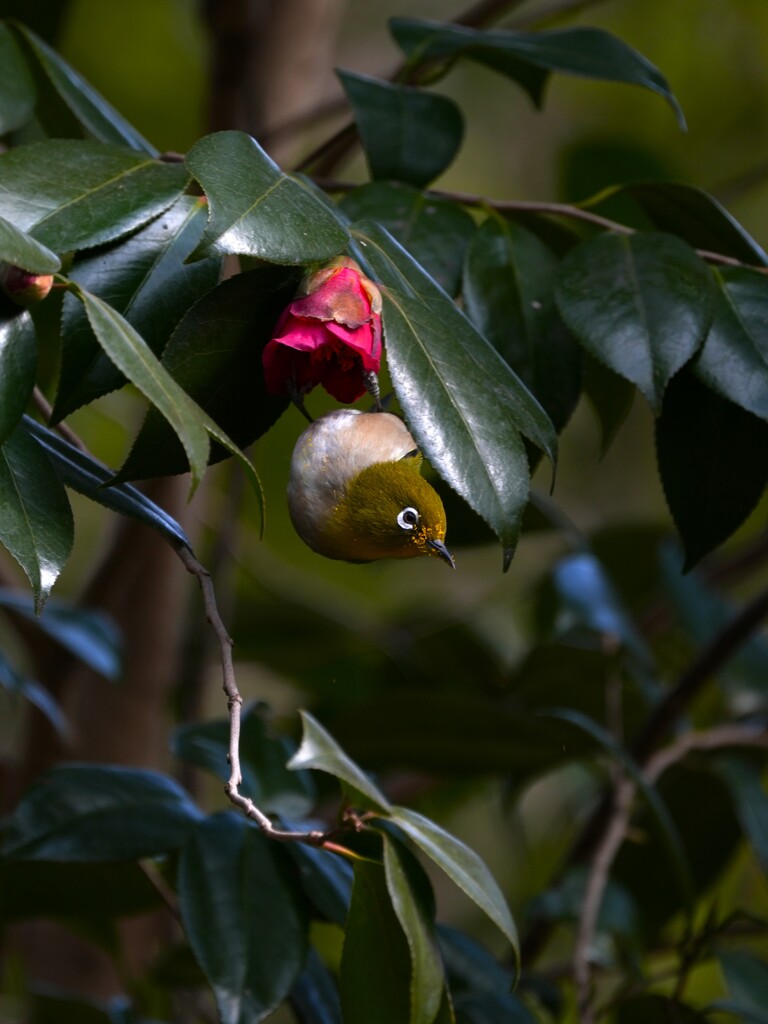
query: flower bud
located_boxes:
[0,262,54,306]
[263,256,383,404]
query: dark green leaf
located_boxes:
[172,707,315,818]
[382,833,446,1024]
[73,287,211,489]
[0,587,121,679]
[1,764,202,861]
[0,214,60,273]
[338,70,463,188]
[351,222,556,565]
[287,839,353,926]
[117,265,299,480]
[0,422,73,611]
[623,182,768,265]
[463,216,581,430]
[438,927,535,1024]
[0,22,35,133]
[656,371,768,569]
[693,266,768,421]
[341,182,475,296]
[178,812,308,1024]
[13,24,157,153]
[581,351,635,456]
[556,232,714,411]
[340,857,412,1024]
[717,757,768,875]
[0,308,35,446]
[186,130,349,262]
[288,709,392,814]
[0,140,188,252]
[54,196,221,420]
[545,709,694,909]
[718,952,768,1021]
[390,20,685,127]
[389,806,519,960]
[289,947,343,1024]
[21,415,192,549]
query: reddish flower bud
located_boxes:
[263,256,382,404]
[0,262,54,306]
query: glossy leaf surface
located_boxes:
[22,416,192,549]
[286,839,353,926]
[179,813,307,1024]
[693,266,768,420]
[0,140,188,252]
[14,23,157,153]
[341,181,475,295]
[340,857,412,1024]
[288,710,392,814]
[390,806,519,961]
[0,423,73,610]
[186,130,349,262]
[0,22,35,133]
[0,309,35,446]
[556,231,713,410]
[390,19,685,126]
[463,216,581,430]
[1,765,202,861]
[351,222,556,565]
[0,214,60,273]
[118,265,298,480]
[54,196,221,419]
[656,371,768,568]
[74,287,211,489]
[338,70,463,188]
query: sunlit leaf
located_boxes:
[54,196,221,420]
[288,710,392,814]
[0,422,73,611]
[1,764,202,861]
[389,806,519,962]
[556,232,714,411]
[179,813,308,1024]
[186,130,349,262]
[390,19,685,127]
[351,222,556,567]
[0,214,61,273]
[0,140,188,252]
[656,371,768,569]
[338,70,463,188]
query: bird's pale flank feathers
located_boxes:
[287,409,453,567]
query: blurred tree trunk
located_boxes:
[7,0,347,1002]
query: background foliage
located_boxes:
[2,2,768,1023]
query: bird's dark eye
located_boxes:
[397,506,419,531]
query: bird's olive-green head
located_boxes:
[325,459,453,566]
[287,408,454,567]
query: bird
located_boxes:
[287,409,454,568]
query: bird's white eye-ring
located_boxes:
[397,507,420,531]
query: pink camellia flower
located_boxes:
[263,256,382,404]
[0,262,54,306]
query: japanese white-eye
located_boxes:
[288,409,454,567]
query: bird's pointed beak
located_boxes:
[427,537,455,569]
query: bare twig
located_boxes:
[31,386,88,452]
[174,543,332,846]
[572,722,768,1023]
